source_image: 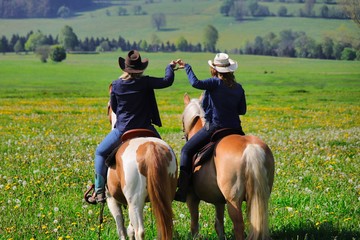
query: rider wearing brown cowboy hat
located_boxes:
[85,50,178,204]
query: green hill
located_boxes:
[0,0,358,51]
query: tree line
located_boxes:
[0,25,359,61]
[240,30,360,60]
[220,0,350,20]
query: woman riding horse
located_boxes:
[85,50,177,204]
[175,53,247,202]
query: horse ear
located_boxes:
[184,93,190,105]
[199,92,204,101]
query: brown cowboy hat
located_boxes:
[118,50,149,73]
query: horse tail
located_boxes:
[244,143,271,240]
[145,142,174,240]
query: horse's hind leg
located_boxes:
[214,204,226,239]
[107,195,127,240]
[227,200,245,240]
[187,193,201,237]
[127,201,145,240]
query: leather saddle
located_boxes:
[121,128,158,142]
[192,128,245,170]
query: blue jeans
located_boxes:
[180,123,220,173]
[94,125,160,179]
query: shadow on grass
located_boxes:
[270,222,360,240]
[176,222,360,240]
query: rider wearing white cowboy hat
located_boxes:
[174,53,246,202]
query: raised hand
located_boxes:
[175,59,186,69]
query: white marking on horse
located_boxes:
[120,137,177,201]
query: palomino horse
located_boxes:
[182,93,275,240]
[105,94,178,239]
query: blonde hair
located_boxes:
[120,72,143,80]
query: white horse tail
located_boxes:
[244,143,271,240]
[145,141,174,240]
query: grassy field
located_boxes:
[0,52,359,239]
[0,0,359,51]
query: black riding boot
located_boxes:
[174,170,191,202]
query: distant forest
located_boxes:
[0,0,93,18]
[1,28,359,61]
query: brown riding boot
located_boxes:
[174,170,191,202]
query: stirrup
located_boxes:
[84,184,106,205]
[84,184,97,205]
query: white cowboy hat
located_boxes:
[208,53,238,73]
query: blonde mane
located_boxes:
[182,98,205,135]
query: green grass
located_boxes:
[0,0,358,51]
[0,52,359,239]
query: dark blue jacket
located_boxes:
[184,64,246,128]
[111,64,174,131]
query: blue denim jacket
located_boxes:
[110,64,174,131]
[184,64,246,129]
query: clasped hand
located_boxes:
[170,59,186,70]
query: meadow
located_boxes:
[0,0,359,51]
[0,51,359,239]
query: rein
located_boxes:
[98,202,105,239]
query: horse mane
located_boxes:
[182,99,205,135]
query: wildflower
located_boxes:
[286,207,293,212]
[54,207,59,212]
[304,187,312,194]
